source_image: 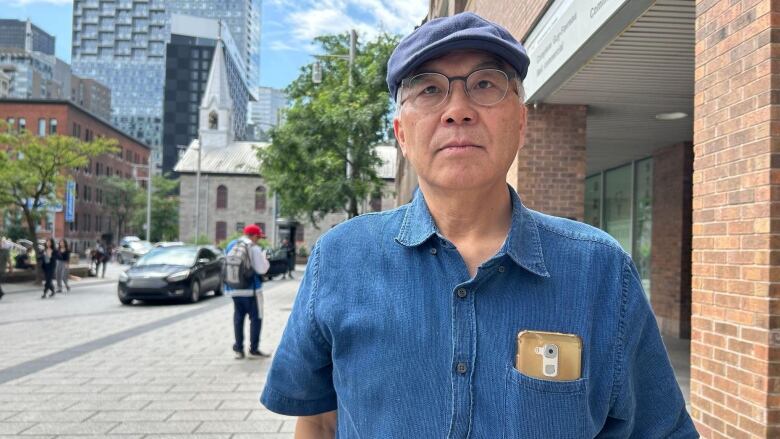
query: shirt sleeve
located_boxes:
[250,245,269,275]
[601,253,699,438]
[260,243,337,415]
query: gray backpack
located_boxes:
[223,240,253,289]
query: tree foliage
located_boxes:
[0,123,118,249]
[129,175,179,242]
[99,175,142,240]
[258,32,399,225]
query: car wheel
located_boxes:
[189,280,200,303]
[118,287,133,305]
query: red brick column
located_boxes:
[518,103,587,220]
[652,142,693,339]
[692,1,780,437]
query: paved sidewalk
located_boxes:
[1,261,126,295]
[0,274,301,438]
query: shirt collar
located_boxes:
[395,186,550,278]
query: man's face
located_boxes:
[393,50,527,193]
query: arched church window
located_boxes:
[208,111,218,130]
[216,185,228,209]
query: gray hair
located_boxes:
[393,79,526,118]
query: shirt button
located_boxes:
[456,362,468,374]
[498,265,505,273]
[456,288,467,298]
[430,248,437,255]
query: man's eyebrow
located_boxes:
[411,56,507,77]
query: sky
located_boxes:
[2,0,428,90]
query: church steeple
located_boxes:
[199,24,234,151]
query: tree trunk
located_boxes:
[348,196,359,218]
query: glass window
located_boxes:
[6,118,14,131]
[255,186,266,210]
[216,221,227,242]
[216,185,227,209]
[584,175,601,228]
[49,119,57,134]
[235,222,245,232]
[633,158,653,297]
[18,118,26,132]
[604,164,632,252]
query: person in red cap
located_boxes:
[224,223,270,359]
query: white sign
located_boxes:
[523,0,630,99]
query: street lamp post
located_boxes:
[130,158,153,241]
[194,142,202,241]
[312,29,357,180]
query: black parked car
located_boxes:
[117,245,224,305]
[263,247,290,280]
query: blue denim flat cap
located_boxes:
[387,12,530,101]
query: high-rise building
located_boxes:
[0,19,111,119]
[247,86,287,141]
[0,19,55,55]
[161,15,252,175]
[71,0,262,165]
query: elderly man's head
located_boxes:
[387,13,531,193]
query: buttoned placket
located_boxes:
[437,238,476,439]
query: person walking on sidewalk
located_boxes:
[0,236,13,301]
[55,239,71,293]
[224,224,270,359]
[40,238,57,298]
[281,238,295,279]
[261,12,697,438]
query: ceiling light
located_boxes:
[655,112,687,121]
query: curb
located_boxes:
[2,279,118,295]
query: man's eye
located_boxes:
[420,85,442,95]
[474,80,494,89]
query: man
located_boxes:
[281,238,295,279]
[225,224,270,359]
[0,236,13,300]
[261,12,697,438]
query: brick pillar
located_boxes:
[651,142,693,339]
[692,1,780,437]
[518,103,587,220]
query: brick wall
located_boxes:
[470,0,551,41]
[517,103,586,220]
[651,142,693,339]
[692,0,780,437]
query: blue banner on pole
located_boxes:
[65,180,75,223]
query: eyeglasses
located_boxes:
[400,68,516,109]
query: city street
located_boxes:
[0,263,299,438]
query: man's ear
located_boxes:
[393,117,408,157]
[517,105,528,151]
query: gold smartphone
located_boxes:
[515,330,582,381]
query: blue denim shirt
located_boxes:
[261,187,698,438]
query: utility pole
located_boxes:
[146,157,152,241]
[194,142,202,241]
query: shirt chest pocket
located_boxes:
[503,365,587,439]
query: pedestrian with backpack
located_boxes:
[224,224,270,359]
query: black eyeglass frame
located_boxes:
[399,68,518,108]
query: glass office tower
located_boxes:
[71,0,261,163]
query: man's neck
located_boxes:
[420,181,513,276]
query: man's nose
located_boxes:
[441,80,476,125]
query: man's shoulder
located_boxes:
[317,205,408,252]
[527,209,626,256]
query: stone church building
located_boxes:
[175,37,395,252]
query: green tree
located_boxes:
[130,175,179,242]
[99,175,142,240]
[258,32,399,225]
[0,123,118,250]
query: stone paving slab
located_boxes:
[0,277,300,437]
